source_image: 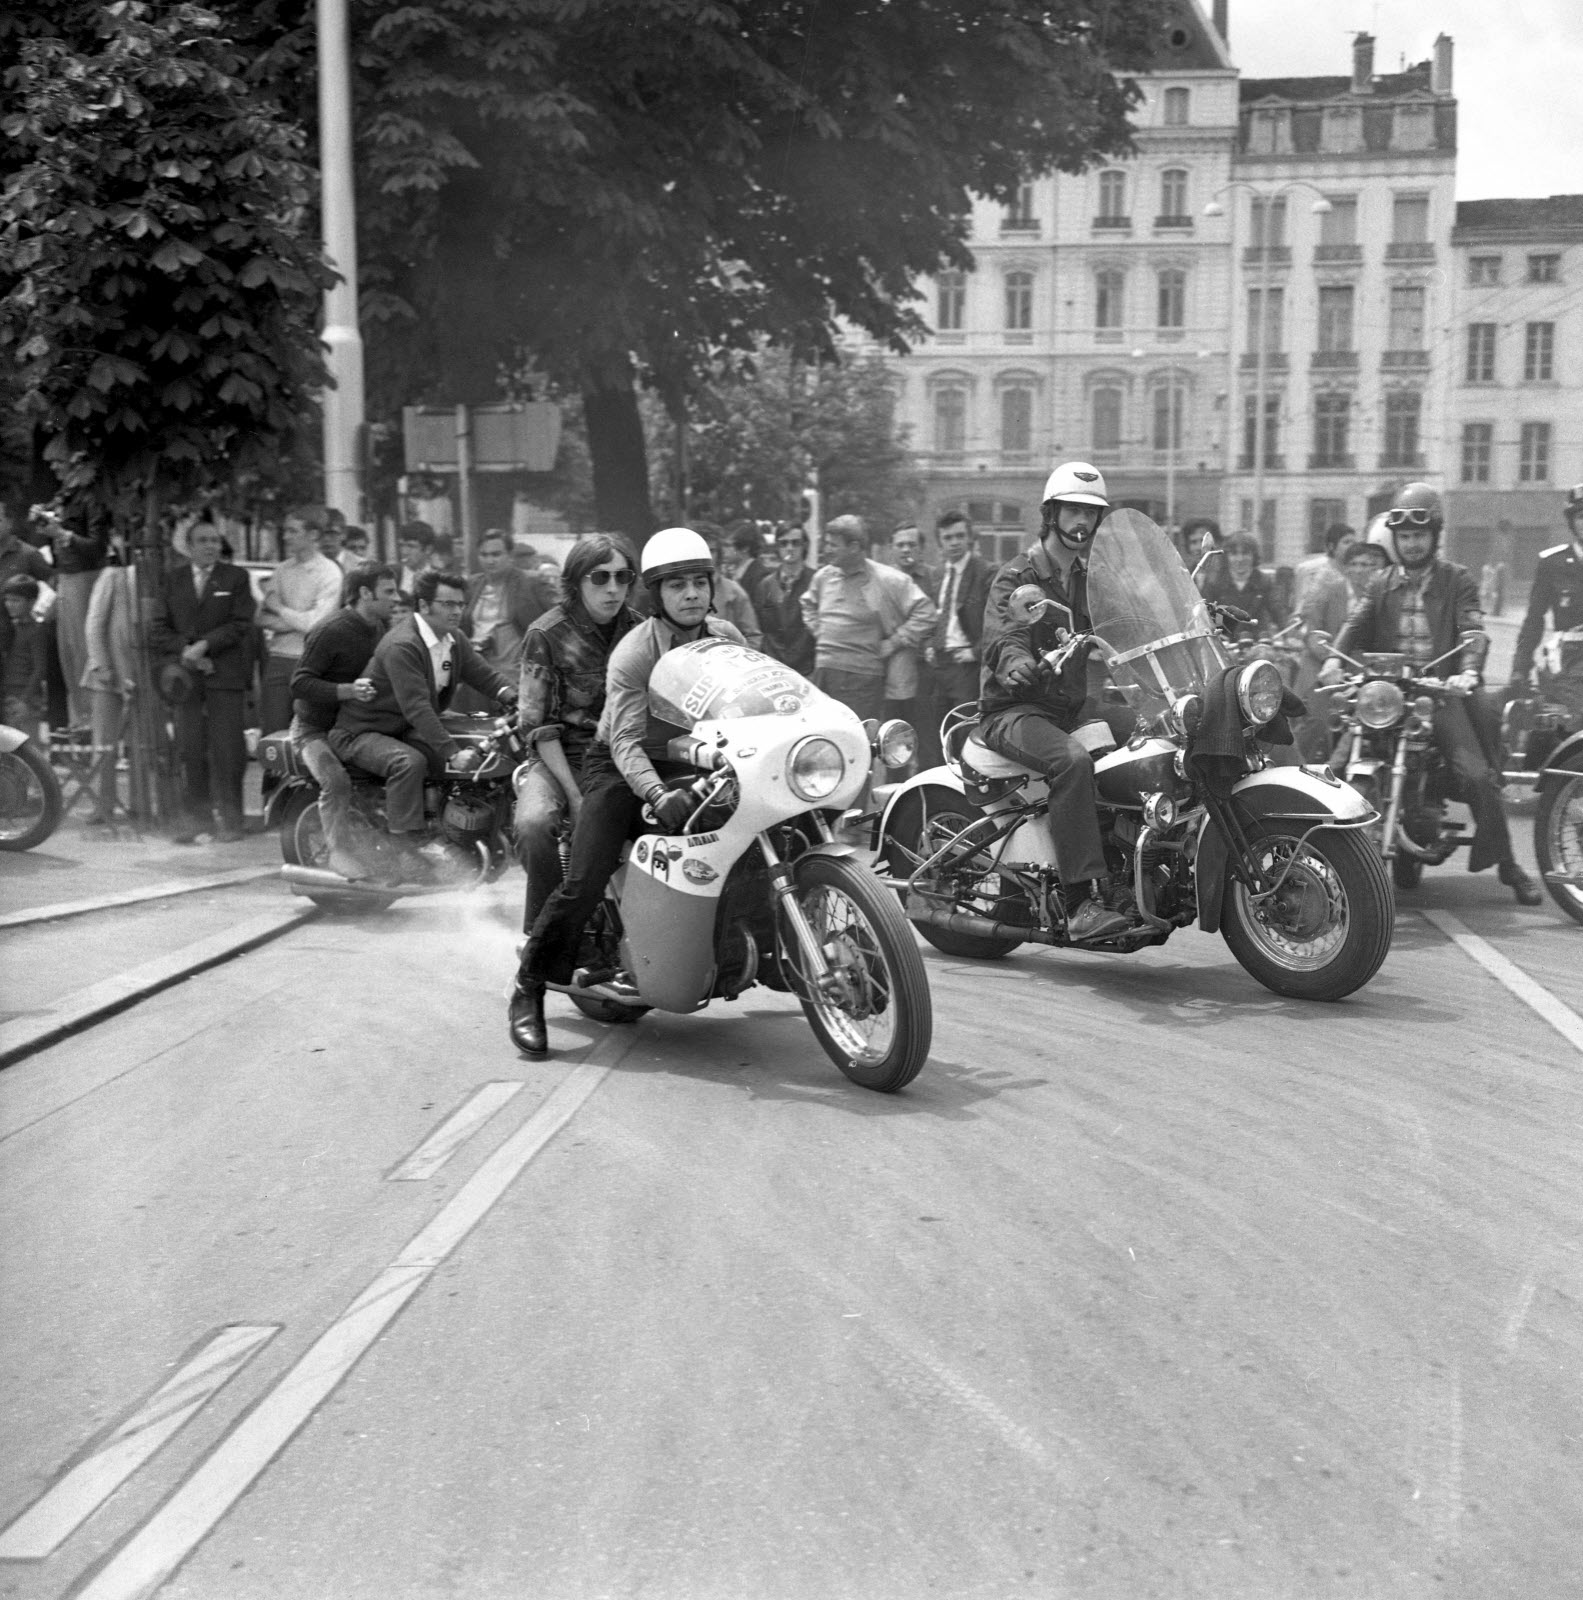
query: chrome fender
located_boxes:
[264,776,314,832]
[1537,729,1583,797]
[875,764,966,841]
[1195,766,1377,935]
[0,724,28,755]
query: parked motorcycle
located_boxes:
[873,509,1394,1003]
[553,637,932,1092]
[1513,627,1583,925]
[257,712,528,913]
[0,722,64,852]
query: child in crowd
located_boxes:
[1,575,48,733]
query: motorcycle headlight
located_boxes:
[1355,679,1407,730]
[1142,791,1177,830]
[787,736,846,802]
[875,719,916,770]
[1235,660,1284,726]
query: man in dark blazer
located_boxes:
[331,569,516,877]
[149,520,258,842]
[924,509,992,766]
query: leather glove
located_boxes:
[650,788,695,833]
[1001,658,1041,691]
[452,746,482,774]
[1317,657,1344,687]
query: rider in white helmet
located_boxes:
[508,528,747,1056]
[976,461,1142,944]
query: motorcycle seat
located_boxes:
[961,719,1117,780]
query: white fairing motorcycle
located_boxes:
[558,638,932,1093]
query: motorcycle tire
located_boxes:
[882,786,1026,960]
[781,853,932,1092]
[1390,850,1425,891]
[1220,819,1393,1002]
[1534,754,1583,927]
[0,741,63,852]
[278,787,396,915]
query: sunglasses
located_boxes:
[1385,507,1435,529]
[585,569,634,588]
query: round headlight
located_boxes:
[875,718,917,770]
[787,736,846,801]
[1235,660,1284,726]
[1142,791,1177,830]
[1355,679,1407,730]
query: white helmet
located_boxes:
[1041,461,1110,510]
[641,526,715,593]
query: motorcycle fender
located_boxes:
[264,777,313,831]
[1537,729,1583,797]
[0,724,27,754]
[617,838,725,1012]
[876,764,966,840]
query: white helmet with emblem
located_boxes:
[1041,461,1110,510]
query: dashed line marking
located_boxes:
[0,1325,279,1561]
[385,1081,525,1181]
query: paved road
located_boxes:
[1,837,1580,1599]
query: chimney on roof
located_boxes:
[1212,0,1228,47]
[1352,32,1374,94]
[1432,33,1453,95]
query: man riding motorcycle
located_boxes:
[1509,482,1583,701]
[1322,482,1542,905]
[977,461,1143,943]
[507,528,746,1057]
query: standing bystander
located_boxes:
[1,576,48,734]
[925,510,991,766]
[258,505,344,734]
[755,525,816,674]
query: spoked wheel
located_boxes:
[779,853,932,1092]
[1535,759,1583,927]
[1221,820,1394,1001]
[567,900,650,1024]
[0,742,63,851]
[278,789,397,914]
[882,786,1025,959]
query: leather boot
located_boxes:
[507,979,548,1057]
[1064,881,1131,944]
[1498,860,1543,906]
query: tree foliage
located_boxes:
[0,0,335,523]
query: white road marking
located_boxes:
[384,1081,524,1181]
[0,1325,278,1561]
[68,1052,627,1600]
[1420,910,1583,1057]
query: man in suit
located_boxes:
[924,509,992,767]
[331,569,516,879]
[149,520,258,842]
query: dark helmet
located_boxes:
[1383,481,1443,569]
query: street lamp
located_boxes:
[1204,182,1329,561]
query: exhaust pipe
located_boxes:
[904,902,1057,946]
[279,864,452,898]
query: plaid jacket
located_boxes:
[517,602,640,766]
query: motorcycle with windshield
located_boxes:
[874,510,1394,1002]
[551,637,932,1093]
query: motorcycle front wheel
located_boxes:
[780,854,932,1092]
[1220,820,1394,1001]
[1534,756,1583,927]
[0,741,63,852]
[279,788,397,915]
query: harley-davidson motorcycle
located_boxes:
[873,510,1395,1003]
[548,637,932,1093]
[257,712,527,913]
[0,720,63,852]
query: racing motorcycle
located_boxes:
[0,720,63,852]
[873,509,1394,1003]
[550,637,932,1093]
[257,712,527,913]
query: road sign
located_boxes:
[401,402,561,473]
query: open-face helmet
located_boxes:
[641,526,716,628]
[1382,482,1443,570]
[1040,461,1110,551]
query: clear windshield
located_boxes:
[648,637,821,729]
[1088,508,1230,714]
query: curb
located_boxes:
[0,906,316,1069]
[0,867,278,931]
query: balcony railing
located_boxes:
[1153,214,1194,231]
[1239,351,1289,370]
[1310,350,1359,369]
[1236,454,1287,472]
[1000,219,1040,235]
[1308,453,1357,470]
[1379,452,1426,470]
[1381,349,1430,370]
[1385,241,1437,262]
[1313,243,1363,263]
[1092,215,1132,231]
[1243,245,1292,267]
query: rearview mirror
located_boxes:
[1007,584,1073,632]
[1190,548,1224,584]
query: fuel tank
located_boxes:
[1093,736,1182,809]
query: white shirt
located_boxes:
[938,556,971,653]
[413,611,453,690]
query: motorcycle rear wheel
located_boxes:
[278,788,397,915]
[781,854,932,1092]
[1221,820,1393,1001]
[1535,759,1583,927]
[0,742,63,852]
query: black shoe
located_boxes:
[1065,895,1131,944]
[508,979,548,1057]
[1499,861,1544,906]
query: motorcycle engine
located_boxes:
[441,794,497,852]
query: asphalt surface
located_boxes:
[2,792,1581,1599]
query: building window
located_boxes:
[1524,322,1555,381]
[1005,182,1035,229]
[1000,386,1033,455]
[1246,286,1283,353]
[936,271,965,332]
[1309,498,1347,546]
[1468,255,1501,286]
[1163,87,1189,126]
[1460,423,1492,483]
[1095,268,1125,330]
[1320,196,1358,247]
[1465,323,1496,383]
[1528,254,1560,283]
[1241,391,1281,465]
[1251,195,1286,248]
[1157,268,1185,330]
[933,386,966,454]
[1382,391,1422,468]
[1388,286,1425,350]
[1004,270,1033,330]
[1392,193,1429,243]
[1097,170,1128,223]
[1152,384,1184,452]
[1312,392,1351,465]
[1317,285,1354,353]
[1520,421,1553,482]
[1159,168,1188,221]
[1091,387,1123,454]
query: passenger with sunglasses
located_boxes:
[513,533,642,935]
[1324,482,1542,904]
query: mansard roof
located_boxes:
[1240,61,1436,105]
[1140,0,1233,72]
[1455,195,1583,236]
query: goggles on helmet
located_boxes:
[1385,506,1436,530]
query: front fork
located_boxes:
[1378,728,1411,863]
[758,828,841,998]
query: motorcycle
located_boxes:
[257,712,528,913]
[0,721,64,852]
[551,637,932,1093]
[872,509,1395,1003]
[1511,627,1583,925]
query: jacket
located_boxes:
[261,551,343,659]
[462,565,555,662]
[799,559,935,696]
[81,563,139,694]
[290,607,384,733]
[931,553,993,656]
[517,601,640,766]
[1332,558,1488,676]
[1201,565,1284,636]
[979,542,1097,721]
[753,564,816,675]
[334,613,509,759]
[148,559,259,691]
[1512,541,1583,680]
